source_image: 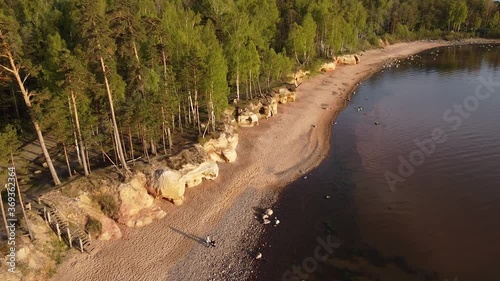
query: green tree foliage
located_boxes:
[288,13,317,65]
[1,0,499,185]
[448,1,469,32]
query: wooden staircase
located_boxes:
[34,199,96,254]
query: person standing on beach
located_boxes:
[205,236,216,248]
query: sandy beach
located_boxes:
[51,41,458,281]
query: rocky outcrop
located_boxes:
[180,160,219,188]
[147,145,221,205]
[237,112,259,127]
[118,173,166,227]
[289,69,310,87]
[203,133,239,163]
[77,195,123,240]
[320,60,337,72]
[336,54,361,65]
[148,168,186,205]
[275,88,297,104]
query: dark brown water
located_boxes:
[254,45,500,281]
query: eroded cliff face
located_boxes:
[118,173,166,227]
[203,133,239,163]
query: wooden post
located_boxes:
[38,195,41,205]
[78,237,84,253]
[67,228,72,248]
[47,212,51,224]
[87,231,91,242]
[55,223,61,241]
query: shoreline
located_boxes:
[51,39,497,281]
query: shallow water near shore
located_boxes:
[253,45,500,281]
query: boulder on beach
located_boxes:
[259,97,278,119]
[237,113,259,127]
[320,61,337,72]
[289,69,310,87]
[275,88,296,104]
[149,168,186,205]
[336,54,361,65]
[179,160,219,188]
[203,133,239,163]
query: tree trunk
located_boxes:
[178,101,183,132]
[209,86,216,132]
[2,46,61,185]
[150,138,157,156]
[67,97,82,166]
[110,126,118,165]
[128,127,134,161]
[167,127,173,151]
[70,91,89,176]
[249,71,253,100]
[86,143,92,173]
[193,67,201,134]
[257,77,263,97]
[34,121,61,185]
[236,68,240,101]
[62,142,72,177]
[0,192,9,238]
[99,56,129,172]
[161,107,167,154]
[121,131,128,161]
[183,100,188,128]
[188,93,194,124]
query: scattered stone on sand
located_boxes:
[375,122,380,125]
[325,195,331,199]
[264,208,273,216]
[255,252,263,260]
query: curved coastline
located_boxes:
[51,39,499,281]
